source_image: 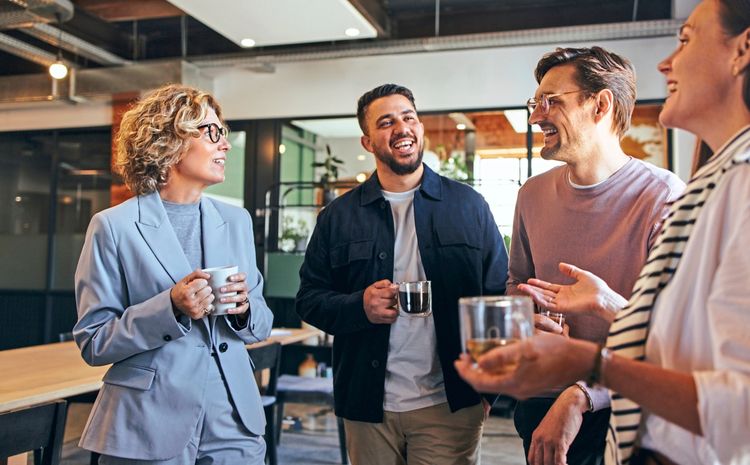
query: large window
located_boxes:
[280,103,670,239]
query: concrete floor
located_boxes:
[59,403,526,465]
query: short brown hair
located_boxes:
[535,46,636,138]
[115,84,224,195]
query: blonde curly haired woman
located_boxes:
[73,84,273,465]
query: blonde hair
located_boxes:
[115,84,225,195]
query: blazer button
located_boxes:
[219,342,228,352]
[378,252,387,260]
[380,201,386,209]
[163,335,172,341]
[371,359,380,368]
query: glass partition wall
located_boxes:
[0,128,112,348]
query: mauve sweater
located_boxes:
[507,157,685,408]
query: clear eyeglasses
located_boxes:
[197,122,230,143]
[526,89,586,114]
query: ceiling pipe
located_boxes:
[0,0,73,29]
[193,18,683,69]
[0,30,61,66]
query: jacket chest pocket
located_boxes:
[330,240,374,268]
[436,225,481,250]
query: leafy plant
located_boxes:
[438,153,469,181]
[279,216,309,252]
[313,144,345,186]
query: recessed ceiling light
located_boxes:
[456,123,467,131]
[356,172,367,183]
[278,144,286,154]
[240,38,256,48]
[345,28,360,37]
[357,155,366,161]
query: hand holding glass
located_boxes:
[460,296,534,372]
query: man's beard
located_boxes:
[375,147,424,175]
[540,143,560,160]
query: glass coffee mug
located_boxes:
[397,281,431,317]
[460,296,534,371]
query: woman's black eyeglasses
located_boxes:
[197,123,229,143]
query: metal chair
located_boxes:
[276,374,348,464]
[0,400,67,465]
[248,342,283,465]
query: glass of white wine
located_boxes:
[460,296,534,373]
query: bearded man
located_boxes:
[296,83,508,465]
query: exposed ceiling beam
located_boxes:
[72,0,183,21]
[20,23,130,65]
[0,31,60,67]
[348,0,390,38]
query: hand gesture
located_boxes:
[518,263,627,324]
[170,269,213,320]
[363,279,399,324]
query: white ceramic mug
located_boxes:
[202,265,238,315]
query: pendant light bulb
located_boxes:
[49,13,68,80]
[49,60,68,79]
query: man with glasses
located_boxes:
[507,47,684,465]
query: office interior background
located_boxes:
[0,0,700,350]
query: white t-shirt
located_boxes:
[382,187,447,412]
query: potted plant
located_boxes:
[438,153,470,181]
[313,144,344,204]
[279,216,309,253]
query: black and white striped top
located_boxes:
[604,126,750,465]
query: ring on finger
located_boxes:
[241,296,249,305]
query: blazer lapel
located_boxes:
[200,196,230,269]
[136,192,192,284]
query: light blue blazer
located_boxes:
[73,192,273,460]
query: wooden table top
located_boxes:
[0,327,320,414]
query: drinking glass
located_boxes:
[398,281,431,317]
[460,296,534,371]
[539,309,565,327]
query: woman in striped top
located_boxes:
[456,1,750,464]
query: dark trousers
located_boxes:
[513,398,610,465]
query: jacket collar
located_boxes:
[360,163,442,206]
[136,192,229,283]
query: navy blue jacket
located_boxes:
[296,164,508,422]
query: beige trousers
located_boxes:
[344,402,484,465]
